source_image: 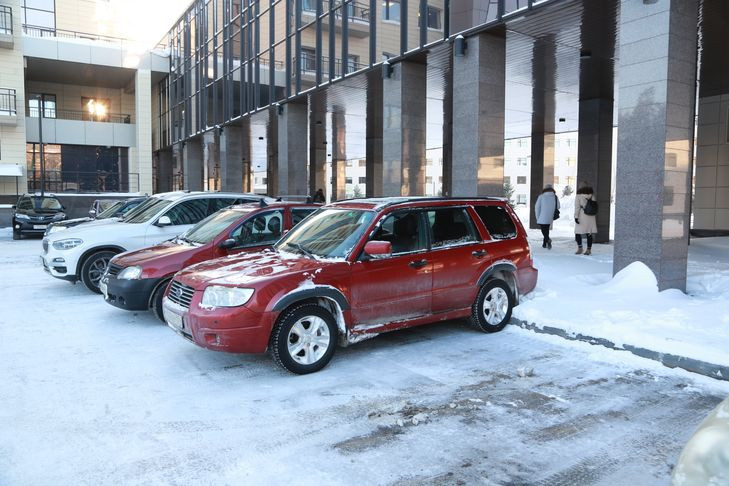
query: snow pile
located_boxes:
[514,236,729,368]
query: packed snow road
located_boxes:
[1,228,728,485]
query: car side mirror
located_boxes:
[219,238,236,250]
[89,210,96,217]
[364,241,392,260]
[11,205,16,209]
[156,215,172,226]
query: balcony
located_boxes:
[0,5,13,48]
[300,1,370,38]
[26,108,136,147]
[0,88,17,125]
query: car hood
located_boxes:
[115,240,201,267]
[176,250,341,288]
[45,219,130,242]
[53,217,93,227]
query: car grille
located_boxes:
[106,263,123,276]
[167,280,195,309]
[42,239,49,253]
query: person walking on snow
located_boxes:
[574,186,597,255]
[535,184,559,250]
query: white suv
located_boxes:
[41,191,270,293]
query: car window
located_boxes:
[117,199,143,216]
[163,199,210,225]
[371,211,427,255]
[426,207,479,248]
[292,208,317,227]
[124,198,172,223]
[208,198,238,214]
[474,205,517,240]
[32,196,62,210]
[97,201,124,219]
[234,197,260,205]
[17,197,32,210]
[183,209,252,245]
[230,209,284,247]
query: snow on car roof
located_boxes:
[151,191,275,202]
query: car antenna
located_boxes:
[259,199,268,207]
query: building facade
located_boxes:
[0,0,168,200]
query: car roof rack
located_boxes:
[274,195,314,203]
[333,195,505,210]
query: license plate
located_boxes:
[33,225,47,230]
[164,306,185,331]
[100,280,108,299]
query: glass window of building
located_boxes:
[22,0,55,35]
[83,97,110,122]
[426,6,441,30]
[301,47,316,73]
[517,194,527,204]
[0,88,17,116]
[517,157,528,166]
[359,177,366,184]
[382,0,401,22]
[27,93,56,118]
[504,176,511,184]
[517,176,527,184]
[345,177,353,184]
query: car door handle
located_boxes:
[472,249,488,258]
[409,259,428,269]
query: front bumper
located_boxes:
[101,276,162,311]
[14,219,54,235]
[163,295,274,354]
[40,242,83,281]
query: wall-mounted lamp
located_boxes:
[454,35,467,57]
[275,102,284,115]
[382,60,393,79]
[258,136,264,140]
[216,125,224,135]
[559,117,566,123]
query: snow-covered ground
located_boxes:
[1,228,729,485]
[515,226,729,370]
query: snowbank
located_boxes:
[514,236,729,369]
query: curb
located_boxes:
[511,318,729,382]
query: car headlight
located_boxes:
[15,214,30,220]
[52,213,66,220]
[52,238,83,250]
[117,266,143,280]
[201,286,254,308]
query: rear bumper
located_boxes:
[163,296,274,354]
[517,266,539,298]
[102,276,162,311]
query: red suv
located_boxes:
[163,197,537,374]
[101,201,319,320]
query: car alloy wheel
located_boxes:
[287,315,331,365]
[270,304,337,374]
[81,251,117,293]
[470,279,514,333]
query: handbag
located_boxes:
[553,193,560,220]
[584,197,598,215]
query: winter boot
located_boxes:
[542,240,547,248]
[575,247,583,255]
[584,248,592,256]
[547,239,552,250]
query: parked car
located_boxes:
[41,191,272,293]
[101,201,320,321]
[45,197,147,236]
[163,197,538,374]
[12,193,67,240]
[88,199,120,218]
[672,396,729,485]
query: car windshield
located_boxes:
[124,198,172,224]
[31,196,62,211]
[120,197,155,221]
[276,208,374,259]
[180,209,251,245]
[96,201,124,219]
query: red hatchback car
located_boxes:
[163,197,538,374]
[101,201,319,320]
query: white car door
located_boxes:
[145,198,211,245]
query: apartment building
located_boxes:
[0,0,168,201]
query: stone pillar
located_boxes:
[529,36,557,229]
[219,125,250,192]
[276,102,309,196]
[451,32,505,197]
[266,109,278,196]
[614,0,699,291]
[134,69,154,195]
[576,1,617,243]
[182,137,204,191]
[382,61,427,196]
[203,131,220,191]
[309,93,328,199]
[157,148,173,193]
[366,70,384,197]
[331,108,347,201]
[442,56,454,197]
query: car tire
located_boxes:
[150,279,170,322]
[12,229,21,240]
[270,304,338,374]
[80,250,117,293]
[470,279,514,333]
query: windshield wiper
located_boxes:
[286,243,316,259]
